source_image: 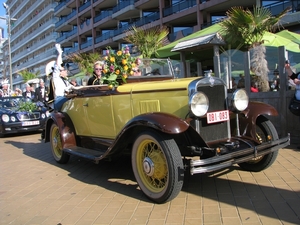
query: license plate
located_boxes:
[207,110,229,124]
[22,120,40,126]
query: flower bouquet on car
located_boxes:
[102,46,140,88]
[15,99,45,113]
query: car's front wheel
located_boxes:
[131,131,184,203]
[50,123,70,164]
[238,119,279,172]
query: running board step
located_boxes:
[63,146,106,163]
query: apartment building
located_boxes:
[55,0,299,54]
[1,0,299,90]
[1,0,57,90]
[0,27,6,83]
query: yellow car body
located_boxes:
[43,59,289,203]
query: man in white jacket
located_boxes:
[48,43,73,110]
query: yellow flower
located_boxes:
[110,57,115,63]
[117,51,122,56]
[123,65,128,71]
[122,59,127,65]
[115,69,120,75]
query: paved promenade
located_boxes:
[0,132,299,225]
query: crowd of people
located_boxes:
[0,78,49,102]
[231,62,298,94]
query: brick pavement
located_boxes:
[0,132,299,225]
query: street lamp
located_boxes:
[0,2,17,91]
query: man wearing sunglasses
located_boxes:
[47,43,73,110]
[88,61,104,85]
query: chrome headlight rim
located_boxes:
[231,89,249,112]
[189,91,209,117]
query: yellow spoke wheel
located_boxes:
[50,123,70,164]
[132,131,184,203]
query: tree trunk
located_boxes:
[250,44,270,92]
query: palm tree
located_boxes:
[219,6,290,92]
[19,69,40,83]
[66,52,102,76]
[124,25,170,58]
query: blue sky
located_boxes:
[0,1,8,38]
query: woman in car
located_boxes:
[88,61,104,85]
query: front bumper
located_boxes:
[190,134,290,174]
[0,120,46,135]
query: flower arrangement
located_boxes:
[102,46,140,88]
[17,101,38,112]
[14,99,44,113]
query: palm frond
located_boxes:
[124,25,169,58]
[220,6,289,49]
[19,69,39,82]
[66,52,102,75]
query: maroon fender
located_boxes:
[239,101,278,139]
[46,112,77,148]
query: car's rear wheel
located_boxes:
[238,119,279,172]
[50,123,70,164]
[131,131,184,203]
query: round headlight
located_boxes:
[41,113,45,119]
[10,116,16,122]
[189,92,209,117]
[2,114,9,122]
[232,89,249,112]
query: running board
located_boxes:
[63,146,106,163]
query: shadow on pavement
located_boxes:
[5,138,300,224]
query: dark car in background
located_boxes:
[0,96,49,137]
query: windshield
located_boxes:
[0,97,24,108]
[133,58,176,77]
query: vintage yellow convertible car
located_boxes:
[42,58,289,203]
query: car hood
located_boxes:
[0,108,13,114]
[0,107,47,115]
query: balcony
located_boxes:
[79,0,91,13]
[94,10,113,23]
[134,12,159,27]
[56,10,76,30]
[95,31,113,44]
[112,0,140,20]
[80,39,93,50]
[163,0,196,17]
[56,28,78,44]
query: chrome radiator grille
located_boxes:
[194,84,229,142]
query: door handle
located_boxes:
[83,103,88,107]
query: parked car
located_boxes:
[42,58,290,203]
[0,96,49,137]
